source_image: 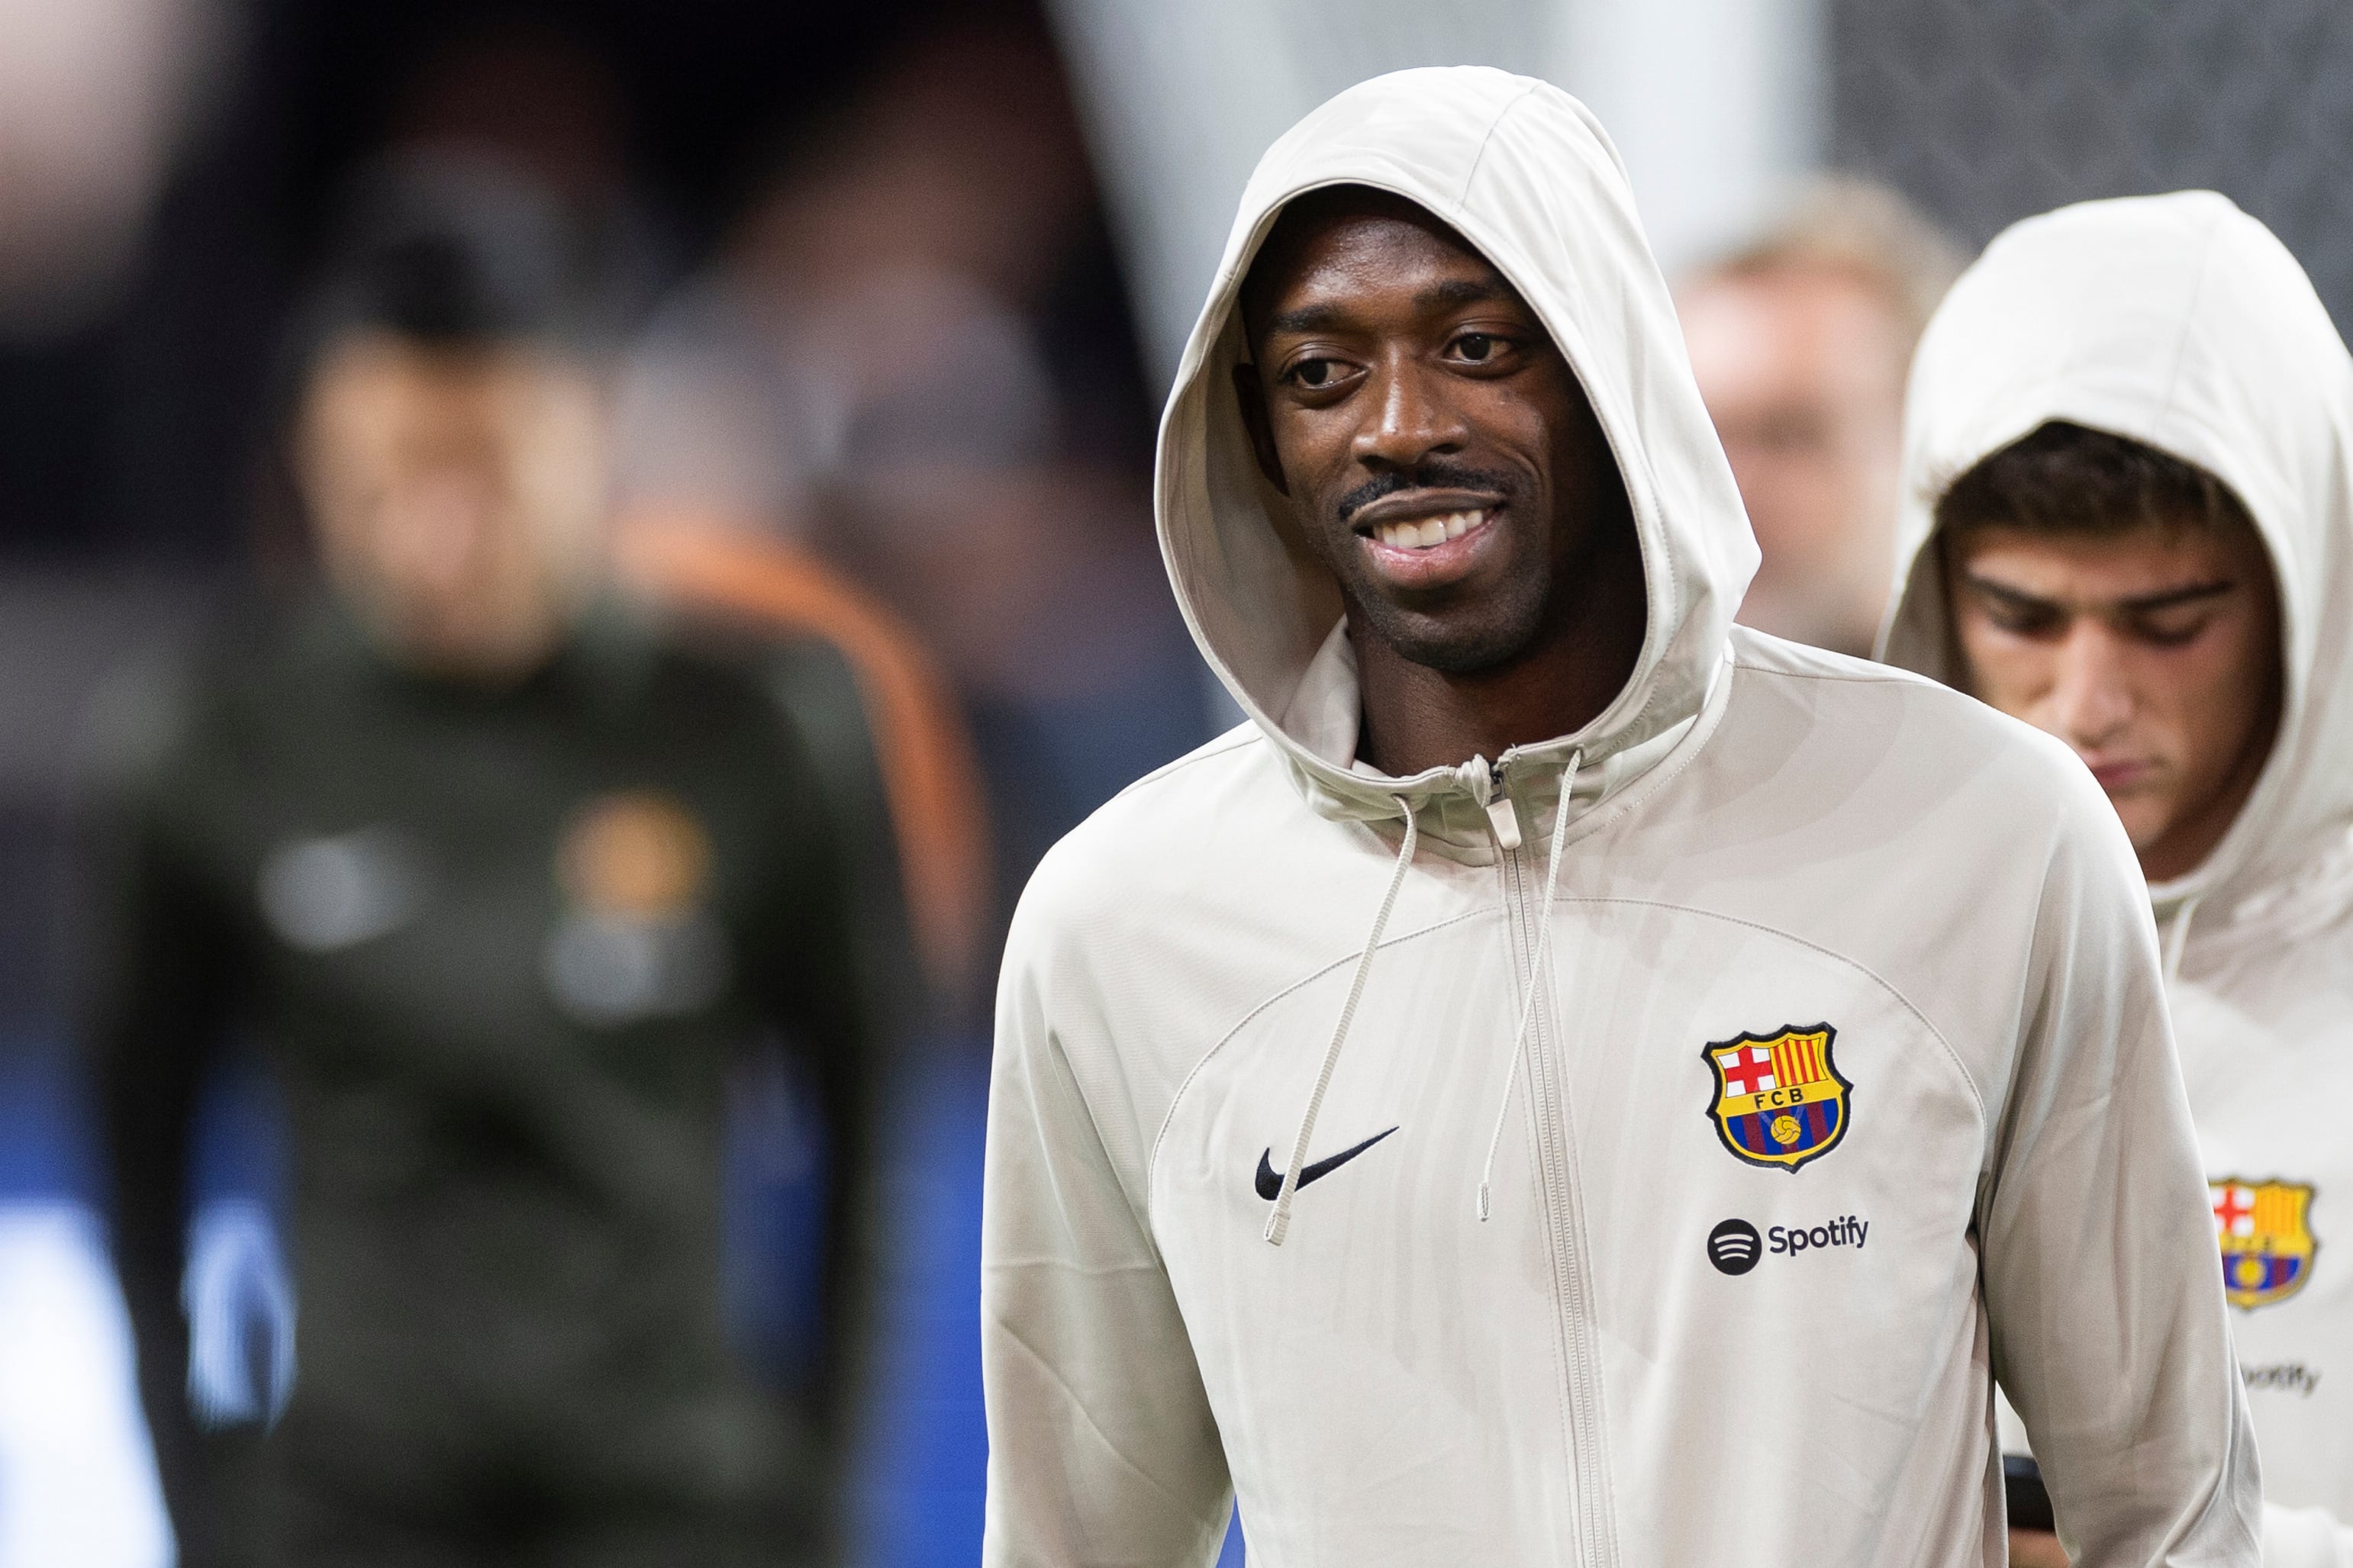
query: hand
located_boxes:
[2007,1528,2068,1566]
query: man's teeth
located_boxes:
[1373,509,1487,550]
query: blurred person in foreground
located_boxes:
[83,163,892,1567]
[617,20,1204,1000]
[1680,178,1961,655]
[980,68,2254,1566]
[1884,193,2353,1568]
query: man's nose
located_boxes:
[1352,356,1468,470]
[2046,625,2135,749]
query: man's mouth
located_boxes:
[2084,756,2156,793]
[1346,490,1507,589]
[1366,507,1491,551]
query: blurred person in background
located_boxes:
[616,18,1207,1004]
[1679,178,1961,656]
[84,161,894,1567]
[1884,193,2349,1567]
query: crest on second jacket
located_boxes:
[2210,1178,2316,1310]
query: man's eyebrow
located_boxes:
[1962,572,2238,614]
[1262,301,1349,337]
[1414,277,1510,311]
[1259,278,1514,339]
[1961,573,2061,612]
[2116,578,2236,613]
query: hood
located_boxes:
[1155,66,1758,849]
[1881,192,2353,919]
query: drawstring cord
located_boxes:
[2161,891,2203,988]
[1264,798,1420,1246]
[1478,750,1582,1222]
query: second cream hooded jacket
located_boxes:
[1884,190,2353,1568]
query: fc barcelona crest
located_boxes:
[2210,1178,2317,1310]
[1703,1025,1852,1173]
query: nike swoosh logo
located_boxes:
[1255,1126,1400,1201]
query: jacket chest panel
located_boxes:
[2178,998,2353,1516]
[1146,900,1987,1559]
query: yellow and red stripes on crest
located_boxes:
[1769,1032,1829,1090]
[2253,1184,2306,1242]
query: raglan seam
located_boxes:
[1552,894,1988,1126]
[1107,727,1265,805]
[1144,901,1496,1223]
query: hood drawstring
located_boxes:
[1264,797,1420,1246]
[2162,892,2204,989]
[1479,750,1583,1222]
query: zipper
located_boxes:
[1491,765,1616,1568]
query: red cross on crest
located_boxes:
[2213,1185,2253,1235]
[1716,1046,1774,1098]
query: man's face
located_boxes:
[298,331,610,682]
[1233,193,1626,675]
[1680,265,1908,656]
[1945,519,2282,881]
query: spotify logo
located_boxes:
[1707,1217,1762,1276]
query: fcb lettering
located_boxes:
[2210,1178,2317,1310]
[1701,1024,1852,1173]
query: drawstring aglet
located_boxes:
[1477,1182,1493,1222]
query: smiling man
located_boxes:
[1884,192,2353,1568]
[980,69,2255,1567]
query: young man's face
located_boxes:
[298,330,611,683]
[1233,192,1626,675]
[1945,517,2282,881]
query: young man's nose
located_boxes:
[2046,625,2136,747]
[1352,358,1468,470]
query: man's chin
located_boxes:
[2116,802,2195,874]
[1348,603,1546,677]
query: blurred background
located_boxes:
[2,0,2351,1563]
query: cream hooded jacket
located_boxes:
[983,70,2256,1567]
[1884,192,2353,1568]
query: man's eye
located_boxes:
[2132,614,2210,648]
[1984,603,2061,637]
[1454,333,1500,362]
[1291,359,1339,388]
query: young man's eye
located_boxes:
[1452,333,1504,363]
[1983,601,2062,637]
[2132,614,2211,648]
[1288,358,1341,388]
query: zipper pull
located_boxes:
[1486,794,1522,850]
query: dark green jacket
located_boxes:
[82,593,898,1563]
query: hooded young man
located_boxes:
[1883,192,2353,1568]
[981,69,2256,1566]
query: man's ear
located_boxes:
[1231,361,1290,496]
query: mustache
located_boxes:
[1335,462,1518,523]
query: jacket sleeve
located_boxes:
[743,698,898,1489]
[75,662,251,1567]
[1981,780,2260,1567]
[979,883,1233,1568]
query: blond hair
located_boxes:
[1696,176,1966,352]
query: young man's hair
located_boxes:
[1936,420,2258,543]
